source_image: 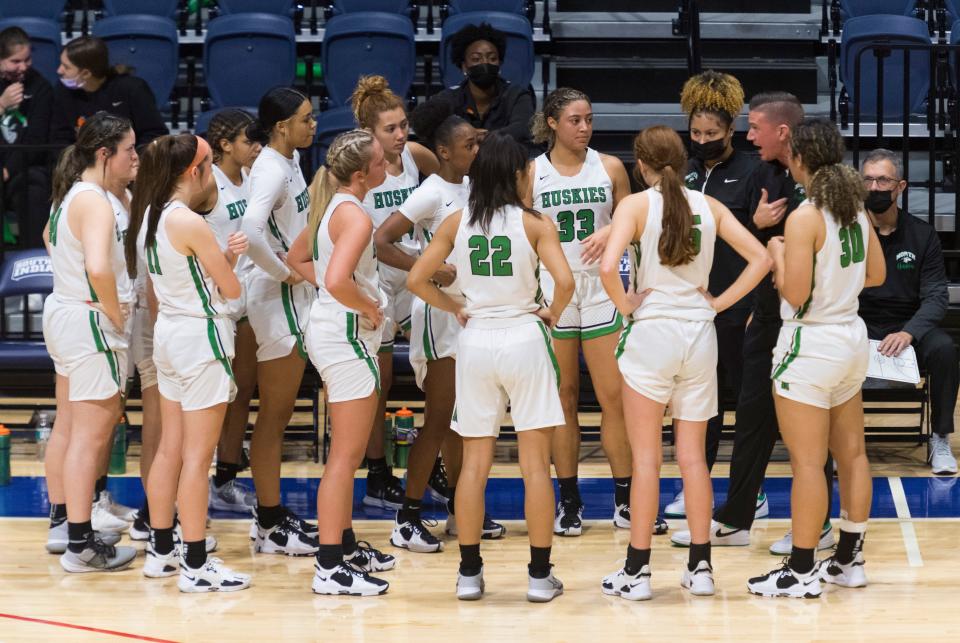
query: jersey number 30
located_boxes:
[839,224,865,268]
[469,235,513,276]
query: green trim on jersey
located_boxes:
[85,272,99,303]
[267,214,289,252]
[773,326,802,380]
[794,254,816,319]
[88,310,120,387]
[615,320,634,360]
[346,311,381,394]
[48,207,62,246]
[536,321,561,388]
[186,255,217,317]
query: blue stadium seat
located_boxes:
[322,12,416,107]
[840,1,918,18]
[100,0,180,17]
[945,0,960,22]
[840,15,931,119]
[0,17,60,86]
[194,106,256,136]
[204,14,296,109]
[446,0,531,18]
[0,0,65,21]
[440,12,534,89]
[330,0,413,14]
[0,249,53,372]
[312,105,357,170]
[93,16,180,111]
[217,0,298,16]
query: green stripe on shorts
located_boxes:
[280,282,307,360]
[346,312,381,394]
[772,326,802,380]
[580,310,624,341]
[536,321,561,389]
[614,320,634,360]
[88,310,120,388]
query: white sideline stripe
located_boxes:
[888,476,924,567]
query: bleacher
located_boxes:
[1,0,957,458]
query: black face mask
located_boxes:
[466,63,500,89]
[864,190,895,214]
[690,138,727,162]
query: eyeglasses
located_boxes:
[862,176,899,190]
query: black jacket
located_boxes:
[859,209,948,342]
[0,68,53,171]
[428,77,535,148]
[51,73,168,147]
[745,160,807,322]
[685,149,761,310]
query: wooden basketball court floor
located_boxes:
[2,456,959,642]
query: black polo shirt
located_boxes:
[427,77,535,149]
[685,149,760,310]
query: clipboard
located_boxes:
[866,340,921,384]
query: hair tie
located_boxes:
[182,135,211,176]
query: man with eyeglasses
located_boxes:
[859,148,957,474]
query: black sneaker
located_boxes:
[254,511,319,556]
[553,497,583,537]
[445,511,507,540]
[312,561,389,596]
[654,514,669,535]
[345,541,397,572]
[390,514,444,553]
[426,458,451,503]
[363,469,405,510]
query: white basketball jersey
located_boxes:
[207,164,252,277]
[781,201,870,326]
[629,187,716,322]
[400,173,469,301]
[362,145,420,257]
[139,201,223,318]
[48,181,132,305]
[106,189,134,305]
[246,146,310,253]
[313,193,382,311]
[532,148,614,273]
[453,205,540,320]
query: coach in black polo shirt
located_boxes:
[859,149,958,475]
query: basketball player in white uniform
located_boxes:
[241,88,320,554]
[598,126,770,600]
[129,134,251,592]
[408,132,573,603]
[525,88,637,536]
[287,130,395,596]
[748,118,885,598]
[199,109,261,515]
[351,75,440,507]
[42,113,138,572]
[375,104,504,549]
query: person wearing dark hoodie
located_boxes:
[51,36,167,149]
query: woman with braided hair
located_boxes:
[663,71,766,521]
[748,118,884,598]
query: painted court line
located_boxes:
[888,476,924,568]
[0,612,177,642]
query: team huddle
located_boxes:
[40,72,883,602]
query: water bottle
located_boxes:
[0,424,11,486]
[35,411,52,462]
[109,415,128,474]
[383,413,395,468]
[393,408,415,469]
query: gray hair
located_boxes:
[861,148,903,179]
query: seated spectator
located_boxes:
[427,22,534,149]
[859,148,958,474]
[51,36,167,147]
[0,26,53,248]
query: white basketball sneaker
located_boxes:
[177,557,251,593]
[681,560,715,596]
[527,571,564,603]
[747,560,821,598]
[601,564,652,601]
[457,568,485,601]
[818,551,867,588]
[311,562,389,596]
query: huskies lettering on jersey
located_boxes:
[226,199,248,221]
[372,187,416,210]
[539,186,608,209]
[294,188,310,214]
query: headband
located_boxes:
[182,135,211,176]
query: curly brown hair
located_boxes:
[350,75,404,130]
[530,87,590,149]
[790,117,866,227]
[679,70,744,128]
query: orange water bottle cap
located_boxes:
[395,407,413,417]
[0,425,9,436]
